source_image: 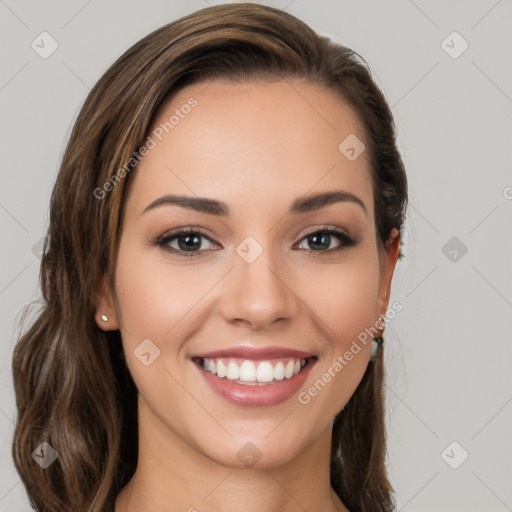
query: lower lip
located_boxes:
[196,360,316,407]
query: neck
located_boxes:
[115,397,348,512]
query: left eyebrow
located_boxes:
[288,190,367,216]
[141,190,367,217]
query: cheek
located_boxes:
[112,243,230,406]
[334,264,379,339]
[296,253,380,416]
[114,246,214,342]
[305,250,381,348]
[112,245,202,423]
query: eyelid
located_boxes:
[156,224,213,237]
[300,224,350,238]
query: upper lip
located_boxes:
[192,345,316,360]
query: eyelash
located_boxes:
[155,225,358,258]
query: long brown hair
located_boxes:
[11,3,408,511]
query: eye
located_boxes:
[156,227,218,258]
[295,226,358,253]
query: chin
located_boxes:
[198,431,307,471]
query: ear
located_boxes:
[376,228,401,316]
[92,273,120,331]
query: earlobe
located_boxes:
[93,274,120,331]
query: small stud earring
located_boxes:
[101,314,108,322]
[371,316,386,359]
[375,315,386,334]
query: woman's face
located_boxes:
[98,78,399,469]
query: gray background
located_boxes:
[1,1,511,510]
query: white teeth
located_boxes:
[226,361,239,380]
[239,360,256,382]
[201,357,308,384]
[284,360,294,379]
[216,360,227,378]
[274,361,285,380]
[256,361,274,383]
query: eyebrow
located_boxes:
[142,190,367,217]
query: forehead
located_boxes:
[125,78,373,220]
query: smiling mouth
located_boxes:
[193,356,317,386]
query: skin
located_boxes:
[95,78,400,512]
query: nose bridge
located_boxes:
[220,234,298,328]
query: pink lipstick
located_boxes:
[192,346,317,407]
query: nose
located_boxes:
[219,244,300,331]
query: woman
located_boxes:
[12,3,408,511]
